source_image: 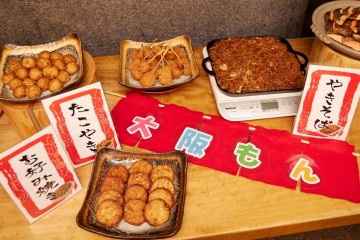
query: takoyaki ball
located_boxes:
[13,85,26,98]
[36,57,51,69]
[23,78,36,87]
[42,66,58,79]
[37,76,50,91]
[15,67,29,79]
[8,59,22,72]
[57,70,70,84]
[52,59,66,71]
[38,50,51,59]
[8,78,23,90]
[25,85,42,99]
[1,72,15,84]
[50,51,63,61]
[21,56,36,68]
[29,67,43,80]
[65,62,79,75]
[48,79,63,92]
[63,54,77,63]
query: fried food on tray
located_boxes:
[148,188,174,208]
[124,184,148,203]
[25,85,42,99]
[48,79,63,92]
[8,78,23,90]
[100,176,125,194]
[106,165,129,183]
[23,78,35,87]
[8,59,22,72]
[129,159,153,175]
[66,62,79,75]
[144,199,171,226]
[125,40,192,87]
[124,199,146,226]
[150,164,175,182]
[15,67,29,79]
[1,51,79,99]
[21,56,36,68]
[53,59,66,71]
[37,77,50,91]
[38,50,51,59]
[150,177,175,195]
[127,172,151,190]
[1,72,15,84]
[96,199,123,228]
[57,70,70,84]
[29,67,43,80]
[97,189,124,205]
[36,58,51,69]
[13,85,26,98]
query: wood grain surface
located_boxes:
[0,38,359,240]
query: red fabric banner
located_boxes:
[111,91,360,203]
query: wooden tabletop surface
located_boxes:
[1,38,360,240]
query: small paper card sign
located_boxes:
[293,64,360,140]
[42,82,120,168]
[0,126,82,223]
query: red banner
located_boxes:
[111,91,360,203]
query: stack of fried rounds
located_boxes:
[95,159,176,228]
[1,50,79,99]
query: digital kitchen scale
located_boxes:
[202,47,303,121]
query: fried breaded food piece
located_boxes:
[21,57,36,68]
[29,67,43,80]
[123,199,146,226]
[148,188,174,208]
[36,57,52,69]
[100,176,125,194]
[48,79,63,92]
[1,72,15,84]
[96,199,123,227]
[13,85,26,98]
[15,67,29,79]
[21,56,36,68]
[106,165,129,183]
[97,189,124,205]
[66,62,79,74]
[127,172,151,190]
[63,54,77,63]
[43,66,59,79]
[129,159,153,175]
[8,59,22,72]
[23,78,35,87]
[124,184,148,203]
[53,59,66,71]
[150,165,175,182]
[150,177,175,195]
[37,76,50,91]
[25,85,42,99]
[57,70,70,84]
[8,78,23,90]
[50,51,63,61]
[38,50,51,59]
[144,199,171,226]
[139,71,156,87]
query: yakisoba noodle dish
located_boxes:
[119,36,200,91]
[208,36,306,94]
[76,149,187,238]
[0,33,83,102]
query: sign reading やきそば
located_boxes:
[42,82,120,167]
[0,126,82,223]
[293,64,360,140]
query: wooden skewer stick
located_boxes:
[104,91,126,98]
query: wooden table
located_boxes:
[1,38,359,240]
